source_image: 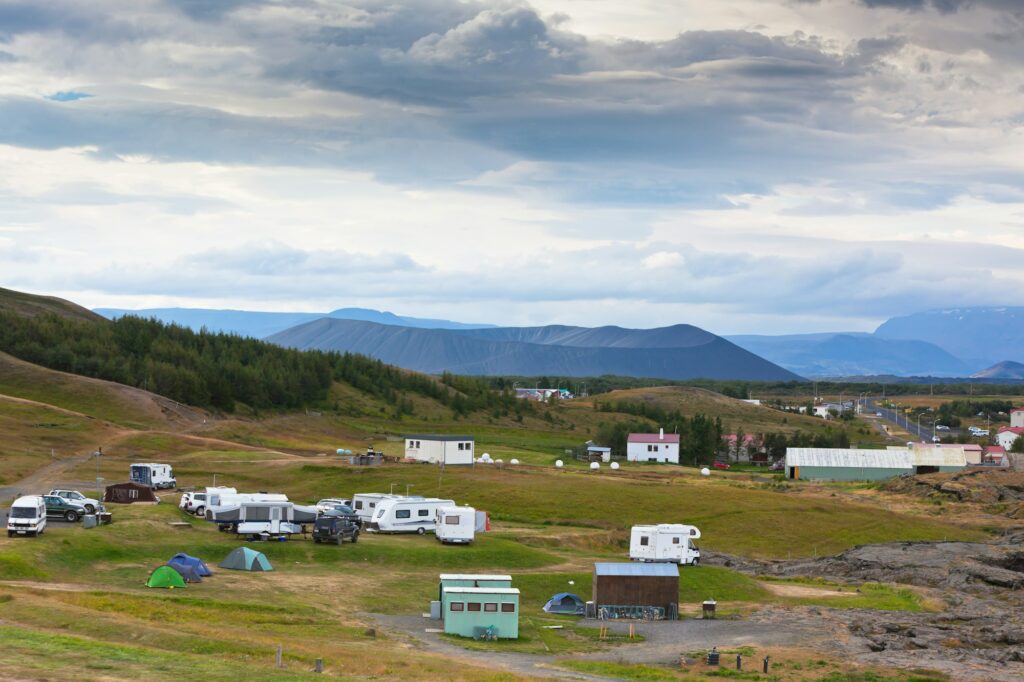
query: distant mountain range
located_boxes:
[875,307,1024,367]
[726,333,972,378]
[94,307,494,338]
[267,319,802,381]
[972,361,1024,380]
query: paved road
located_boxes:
[864,398,957,443]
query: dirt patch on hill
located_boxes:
[761,582,853,599]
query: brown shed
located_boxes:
[104,481,159,504]
[592,562,679,620]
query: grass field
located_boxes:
[0,354,997,680]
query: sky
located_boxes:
[1,0,1023,334]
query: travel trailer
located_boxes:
[351,493,421,524]
[130,463,176,489]
[435,506,476,544]
[205,500,317,538]
[629,524,701,565]
[205,490,287,508]
[7,495,47,537]
[366,497,456,534]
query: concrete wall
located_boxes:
[795,466,910,481]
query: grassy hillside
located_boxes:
[0,286,104,322]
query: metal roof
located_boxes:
[594,562,679,577]
[628,433,681,444]
[405,435,474,441]
[440,574,512,581]
[785,448,912,469]
[587,446,611,452]
[443,587,520,595]
[910,446,967,467]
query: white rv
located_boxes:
[130,463,176,489]
[206,490,286,508]
[629,524,701,565]
[351,493,419,524]
[435,506,476,544]
[205,500,317,538]
[366,497,456,534]
[7,495,47,537]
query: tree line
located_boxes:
[0,312,528,416]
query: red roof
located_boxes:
[724,434,758,445]
[628,433,680,444]
[1011,407,1024,413]
[985,446,1006,454]
[998,426,1024,434]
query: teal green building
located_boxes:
[786,446,966,481]
[441,586,520,639]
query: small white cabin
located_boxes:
[367,497,456,534]
[629,524,701,565]
[435,506,476,544]
[405,435,474,465]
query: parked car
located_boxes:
[315,498,351,514]
[311,515,360,545]
[48,489,101,514]
[41,495,87,522]
[7,495,47,537]
[935,425,950,432]
[713,461,731,470]
[179,491,206,514]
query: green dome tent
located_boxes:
[219,547,273,572]
[147,565,187,589]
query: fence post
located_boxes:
[314,659,323,673]
[276,645,283,668]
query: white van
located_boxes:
[435,506,476,544]
[130,463,176,489]
[7,496,47,537]
[366,497,455,534]
[629,524,701,565]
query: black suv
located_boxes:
[320,503,362,530]
[312,515,360,545]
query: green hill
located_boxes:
[0,286,104,322]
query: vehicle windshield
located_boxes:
[10,506,38,519]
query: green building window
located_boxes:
[501,603,515,613]
[468,603,481,612]
[484,603,497,612]
[450,602,464,612]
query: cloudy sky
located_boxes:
[1,0,1023,334]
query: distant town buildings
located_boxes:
[514,387,573,401]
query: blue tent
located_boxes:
[543,592,585,614]
[169,553,213,577]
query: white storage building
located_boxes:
[405,435,474,465]
[626,429,679,464]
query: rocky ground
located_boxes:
[709,530,1024,681]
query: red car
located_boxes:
[713,461,731,470]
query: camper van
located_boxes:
[629,524,701,565]
[351,493,421,524]
[366,497,456,534]
[6,495,47,537]
[205,500,317,538]
[435,506,476,544]
[130,463,176,490]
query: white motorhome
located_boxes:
[629,524,701,565]
[366,497,456,534]
[130,463,176,490]
[351,493,419,524]
[206,490,287,508]
[205,500,317,538]
[435,506,476,544]
[7,495,47,537]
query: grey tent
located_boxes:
[166,562,203,583]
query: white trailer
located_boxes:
[206,490,287,508]
[366,497,455,534]
[404,435,474,465]
[129,463,176,489]
[350,493,426,524]
[205,500,317,538]
[629,524,701,565]
[435,506,476,544]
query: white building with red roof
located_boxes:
[627,429,680,464]
[996,426,1024,451]
[1011,407,1024,429]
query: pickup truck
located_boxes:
[312,515,360,545]
[48,489,101,514]
[41,495,87,522]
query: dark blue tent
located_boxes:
[543,592,585,614]
[169,553,213,577]
[166,562,203,583]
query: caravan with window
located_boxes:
[435,506,476,544]
[366,497,456,534]
[629,524,701,565]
